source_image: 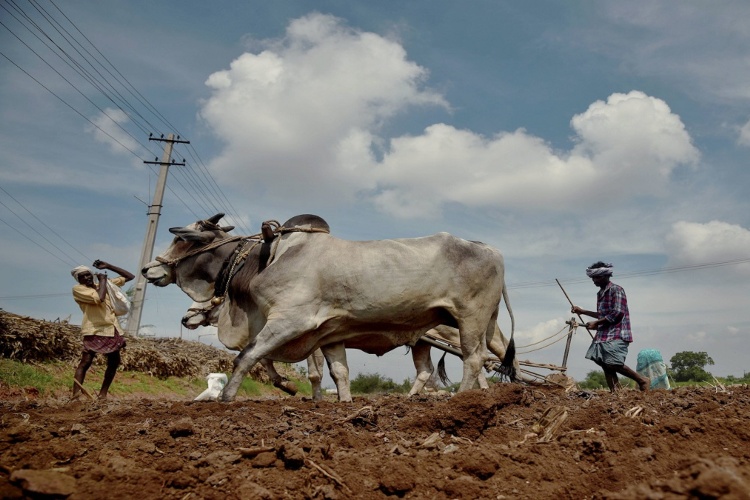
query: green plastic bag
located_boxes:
[636,349,670,390]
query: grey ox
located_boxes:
[143,213,515,402]
[182,301,520,400]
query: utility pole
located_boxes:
[126,133,189,336]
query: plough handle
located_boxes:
[556,279,594,340]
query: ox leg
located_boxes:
[307,349,325,402]
[407,341,434,396]
[259,359,298,396]
[223,339,269,401]
[320,342,352,403]
[222,321,319,401]
[457,317,493,393]
[476,370,489,389]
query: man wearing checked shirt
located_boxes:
[571,261,650,393]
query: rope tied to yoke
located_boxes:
[155,235,244,267]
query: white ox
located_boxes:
[182,301,520,400]
[144,214,515,402]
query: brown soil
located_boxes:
[1,384,749,499]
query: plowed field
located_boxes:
[2,384,749,499]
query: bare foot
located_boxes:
[638,378,650,392]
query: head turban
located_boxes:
[71,265,92,282]
[586,263,613,278]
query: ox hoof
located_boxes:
[275,380,298,396]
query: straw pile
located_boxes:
[0,310,80,362]
[0,309,274,381]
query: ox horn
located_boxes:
[220,225,235,232]
[169,227,216,244]
[206,213,225,225]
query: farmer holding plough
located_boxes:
[571,261,649,393]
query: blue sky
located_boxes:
[1,1,749,388]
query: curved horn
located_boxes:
[169,227,216,244]
[220,225,235,232]
[206,213,225,225]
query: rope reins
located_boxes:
[154,220,331,268]
[157,219,331,309]
[155,235,244,267]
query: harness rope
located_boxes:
[212,238,263,304]
[162,219,331,311]
[516,326,570,354]
[515,325,569,349]
[155,235,244,266]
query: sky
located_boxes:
[1,1,749,390]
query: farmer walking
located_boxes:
[70,260,134,400]
[571,261,649,393]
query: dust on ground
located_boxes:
[1,384,749,499]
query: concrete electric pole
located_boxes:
[126,133,189,336]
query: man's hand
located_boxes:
[571,305,583,315]
[93,260,109,269]
[95,272,108,283]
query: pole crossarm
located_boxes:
[125,132,188,336]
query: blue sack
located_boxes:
[636,349,670,390]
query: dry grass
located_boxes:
[0,309,288,382]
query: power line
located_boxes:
[0,184,92,263]
[4,0,157,136]
[1,1,249,258]
[508,257,750,290]
[48,0,181,134]
[0,292,69,300]
[0,10,157,156]
[176,144,252,234]
[0,48,148,159]
[2,1,248,226]
[0,214,75,267]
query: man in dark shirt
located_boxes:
[572,261,649,393]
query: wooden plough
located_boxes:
[418,310,590,390]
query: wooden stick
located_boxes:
[73,379,95,400]
[237,446,275,458]
[555,279,594,339]
[305,459,352,494]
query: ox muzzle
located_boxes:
[142,260,174,287]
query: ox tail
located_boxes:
[498,285,517,381]
[437,352,451,387]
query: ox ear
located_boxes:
[169,227,216,244]
[206,213,225,225]
[220,225,235,232]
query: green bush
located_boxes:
[578,370,607,389]
[350,372,411,394]
[669,351,714,382]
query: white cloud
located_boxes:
[86,108,142,158]
[665,220,750,276]
[199,13,700,219]
[200,13,446,201]
[593,3,750,103]
[739,120,750,147]
[371,91,698,217]
[570,91,699,182]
